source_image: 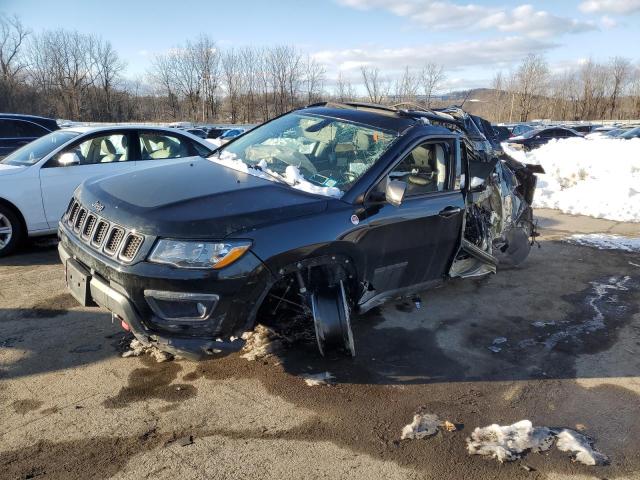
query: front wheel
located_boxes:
[0,205,24,257]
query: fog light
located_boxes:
[144,290,219,322]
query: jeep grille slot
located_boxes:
[68,202,80,225]
[104,227,125,254]
[82,214,96,239]
[74,208,87,232]
[92,220,109,246]
[120,234,143,261]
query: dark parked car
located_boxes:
[59,103,540,360]
[504,124,535,137]
[565,124,601,134]
[206,128,230,139]
[0,113,59,158]
[220,128,245,140]
[186,128,207,139]
[508,126,582,150]
[617,127,640,140]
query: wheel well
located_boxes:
[254,254,360,326]
[0,197,27,235]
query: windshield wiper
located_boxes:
[251,164,289,185]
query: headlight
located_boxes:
[148,239,252,269]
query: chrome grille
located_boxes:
[68,202,80,224]
[82,214,96,239]
[63,198,144,263]
[92,220,109,246]
[104,227,125,254]
[120,234,144,261]
[74,208,87,232]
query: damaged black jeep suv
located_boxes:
[59,103,541,359]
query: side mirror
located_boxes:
[58,152,80,166]
[385,179,407,207]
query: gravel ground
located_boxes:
[1,210,639,480]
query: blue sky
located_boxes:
[3,0,640,90]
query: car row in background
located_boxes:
[502,121,640,150]
[175,125,248,141]
[0,125,215,256]
[0,113,60,158]
[506,126,583,150]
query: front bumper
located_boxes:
[58,223,274,360]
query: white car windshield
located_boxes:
[210,113,397,198]
[1,130,80,166]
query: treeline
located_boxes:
[2,13,640,124]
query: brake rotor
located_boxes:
[311,280,355,357]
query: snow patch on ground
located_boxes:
[502,137,640,222]
[401,414,457,440]
[567,233,640,252]
[122,338,173,363]
[467,420,608,466]
[543,275,631,350]
[301,372,334,386]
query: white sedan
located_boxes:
[0,125,216,256]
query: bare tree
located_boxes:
[222,48,242,123]
[420,63,445,108]
[0,14,29,85]
[608,57,631,118]
[302,55,325,104]
[393,66,420,104]
[334,72,355,102]
[513,54,549,121]
[360,66,389,104]
[91,39,126,120]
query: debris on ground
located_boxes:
[467,420,609,466]
[567,233,640,252]
[121,338,173,363]
[164,434,194,447]
[400,414,458,440]
[240,325,288,361]
[240,320,314,361]
[301,372,334,386]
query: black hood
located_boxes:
[78,158,329,238]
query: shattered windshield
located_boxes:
[210,112,397,198]
[1,130,79,166]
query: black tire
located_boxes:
[0,204,24,257]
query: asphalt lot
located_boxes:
[1,208,639,480]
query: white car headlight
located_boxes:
[148,239,252,269]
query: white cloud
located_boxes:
[336,0,596,37]
[579,0,640,14]
[601,15,617,28]
[312,36,558,73]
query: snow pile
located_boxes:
[467,420,608,466]
[567,233,640,252]
[211,151,343,198]
[301,371,334,386]
[400,414,457,440]
[122,338,173,363]
[555,429,610,466]
[502,137,640,222]
[284,165,343,198]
